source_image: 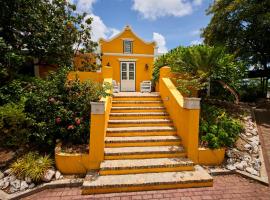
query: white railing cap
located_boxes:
[90,101,105,114]
[183,97,201,109]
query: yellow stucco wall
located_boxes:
[67,71,103,83]
[159,67,199,163]
[100,26,156,92]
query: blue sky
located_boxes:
[71,0,213,53]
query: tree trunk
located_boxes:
[216,80,240,104]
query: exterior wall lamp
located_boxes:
[145,64,149,71]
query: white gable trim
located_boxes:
[100,25,156,46]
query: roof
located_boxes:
[99,25,156,46]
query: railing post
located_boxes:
[159,66,200,163]
[89,101,106,169]
[160,66,171,78]
[88,71,113,169]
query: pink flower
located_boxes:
[75,118,81,125]
[67,125,74,130]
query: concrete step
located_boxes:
[82,165,213,194]
[112,100,163,107]
[105,135,181,147]
[109,112,169,120]
[100,158,194,175]
[106,126,176,137]
[113,92,161,101]
[108,119,173,127]
[111,106,166,113]
[104,145,186,159]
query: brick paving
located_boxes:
[23,175,270,200]
[255,106,270,182]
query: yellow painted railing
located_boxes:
[159,66,200,163]
[88,66,113,169]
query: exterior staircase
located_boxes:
[82,92,213,194]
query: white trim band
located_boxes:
[103,52,154,58]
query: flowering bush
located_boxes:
[23,67,109,149]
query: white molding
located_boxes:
[183,97,201,109]
[100,25,156,46]
[90,102,105,114]
[121,38,134,41]
[103,52,154,58]
[118,58,138,61]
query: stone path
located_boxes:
[23,175,270,200]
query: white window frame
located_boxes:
[123,40,133,54]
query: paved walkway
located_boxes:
[22,104,270,200]
[23,175,270,200]
[254,106,270,183]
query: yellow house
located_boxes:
[99,25,156,92]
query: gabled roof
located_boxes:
[99,25,156,46]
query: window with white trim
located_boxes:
[123,40,133,54]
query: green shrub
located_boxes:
[199,103,243,149]
[11,152,53,182]
[0,100,32,148]
[24,67,109,149]
[239,79,264,102]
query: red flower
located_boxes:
[55,117,61,124]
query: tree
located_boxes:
[202,0,270,96]
[153,45,245,102]
[0,0,97,84]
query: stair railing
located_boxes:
[159,66,201,163]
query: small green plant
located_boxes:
[175,72,207,97]
[11,152,53,182]
[199,103,243,149]
[0,100,32,148]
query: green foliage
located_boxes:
[11,152,53,182]
[0,0,98,85]
[23,67,109,148]
[238,79,265,102]
[153,45,245,97]
[176,73,207,97]
[0,100,32,148]
[202,0,270,70]
[200,103,243,149]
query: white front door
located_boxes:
[120,62,135,91]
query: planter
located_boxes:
[198,147,225,165]
[55,143,90,174]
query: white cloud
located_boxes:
[132,0,202,20]
[190,39,203,45]
[68,1,120,42]
[109,28,121,38]
[190,29,201,36]
[87,14,120,41]
[70,0,97,13]
[153,32,168,53]
[193,0,203,6]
